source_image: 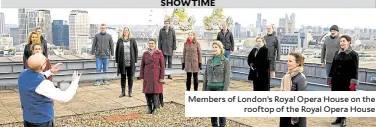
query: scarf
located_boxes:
[254,45,262,57]
[147,48,155,56]
[186,38,193,45]
[338,47,352,55]
[280,67,304,91]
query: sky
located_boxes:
[1,8,376,29]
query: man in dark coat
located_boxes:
[264,25,280,88]
[217,23,234,58]
[35,27,48,58]
[158,20,176,71]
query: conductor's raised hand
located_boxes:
[72,71,82,84]
[51,63,63,73]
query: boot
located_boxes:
[339,117,346,127]
[150,96,157,115]
[151,106,157,115]
[128,84,133,97]
[159,94,164,107]
[128,76,133,97]
[119,89,126,98]
[331,117,341,125]
[146,95,152,114]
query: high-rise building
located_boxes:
[0,12,5,34]
[35,10,52,44]
[285,13,296,33]
[261,19,267,32]
[234,22,241,38]
[90,24,100,39]
[52,20,69,47]
[0,34,14,49]
[279,18,286,29]
[256,13,261,29]
[10,28,19,46]
[69,10,90,52]
[278,13,296,33]
[18,9,37,45]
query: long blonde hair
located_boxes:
[120,27,133,39]
[212,41,225,54]
[27,32,41,44]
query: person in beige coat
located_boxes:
[182,32,202,91]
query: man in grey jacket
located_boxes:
[321,25,340,78]
[264,25,280,79]
[91,24,114,86]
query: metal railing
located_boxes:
[1,54,375,91]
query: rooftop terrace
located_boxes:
[1,78,375,127]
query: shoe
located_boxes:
[339,118,346,127]
[147,107,152,114]
[94,81,101,86]
[331,117,341,125]
[119,91,125,98]
[151,108,156,115]
[103,80,110,85]
[128,91,132,97]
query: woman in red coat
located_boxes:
[140,39,165,115]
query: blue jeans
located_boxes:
[326,63,332,77]
[224,50,231,59]
[96,58,109,82]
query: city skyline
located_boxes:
[0,8,376,29]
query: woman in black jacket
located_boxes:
[247,37,270,91]
[115,27,138,98]
[328,35,359,127]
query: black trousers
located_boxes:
[159,93,164,107]
[186,72,198,91]
[279,117,307,127]
[335,117,346,122]
[206,85,226,127]
[24,120,54,127]
[164,55,172,68]
[120,67,133,93]
[145,94,160,109]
